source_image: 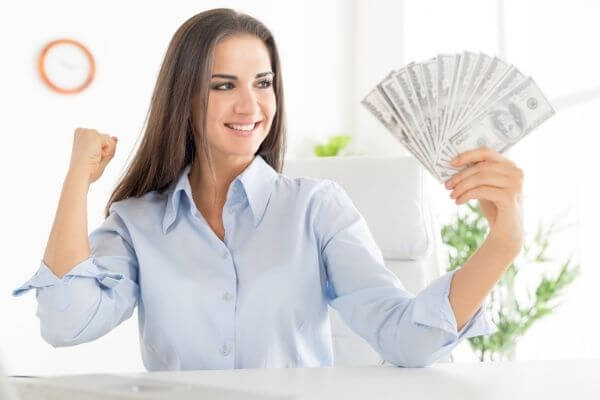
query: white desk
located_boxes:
[11,359,600,399]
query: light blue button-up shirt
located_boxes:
[13,155,494,370]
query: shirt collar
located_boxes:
[162,155,278,234]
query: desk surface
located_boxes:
[12,359,600,400]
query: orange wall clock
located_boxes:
[38,38,96,95]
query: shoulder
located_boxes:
[275,173,351,214]
[277,173,339,200]
[106,190,168,232]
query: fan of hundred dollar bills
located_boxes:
[362,52,555,183]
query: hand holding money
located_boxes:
[445,147,524,249]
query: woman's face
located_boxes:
[196,34,276,162]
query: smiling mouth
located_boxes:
[224,121,262,134]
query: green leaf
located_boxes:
[313,135,352,157]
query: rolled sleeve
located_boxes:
[13,260,62,295]
[13,256,135,311]
[12,209,140,347]
[412,269,497,344]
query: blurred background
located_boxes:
[1,0,598,374]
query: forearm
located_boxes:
[449,234,520,331]
[42,169,91,278]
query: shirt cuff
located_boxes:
[12,256,129,310]
[411,269,497,342]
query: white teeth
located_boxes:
[227,123,256,131]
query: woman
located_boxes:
[14,9,524,370]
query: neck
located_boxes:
[188,153,255,215]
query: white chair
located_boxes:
[282,154,448,366]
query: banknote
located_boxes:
[361,52,555,184]
[448,77,555,156]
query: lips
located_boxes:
[224,121,261,130]
[224,121,262,136]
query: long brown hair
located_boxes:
[104,8,286,218]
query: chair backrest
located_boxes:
[282,155,447,366]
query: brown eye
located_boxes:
[257,79,273,89]
[212,82,233,90]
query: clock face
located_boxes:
[39,39,95,94]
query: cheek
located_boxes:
[262,94,277,121]
[206,95,229,125]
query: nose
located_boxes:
[233,86,260,115]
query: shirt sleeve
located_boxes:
[315,180,496,368]
[12,208,139,347]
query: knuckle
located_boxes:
[453,171,465,181]
[516,177,523,191]
[482,170,494,180]
[515,167,524,179]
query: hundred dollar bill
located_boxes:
[407,62,437,155]
[469,67,527,123]
[446,51,479,138]
[450,53,491,133]
[453,56,510,132]
[379,72,436,166]
[361,88,440,180]
[441,54,462,141]
[436,54,457,146]
[457,62,522,132]
[447,52,484,136]
[448,77,555,157]
[419,59,439,149]
[394,67,436,157]
[365,81,435,173]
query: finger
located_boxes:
[451,147,514,167]
[455,185,511,206]
[445,161,510,189]
[450,171,514,201]
[101,141,117,158]
[100,133,113,144]
[101,134,117,151]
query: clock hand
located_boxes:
[60,59,81,70]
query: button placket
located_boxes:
[219,343,231,356]
[222,291,233,301]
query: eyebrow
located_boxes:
[211,72,275,80]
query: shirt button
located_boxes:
[221,251,229,259]
[219,343,231,356]
[222,291,233,301]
